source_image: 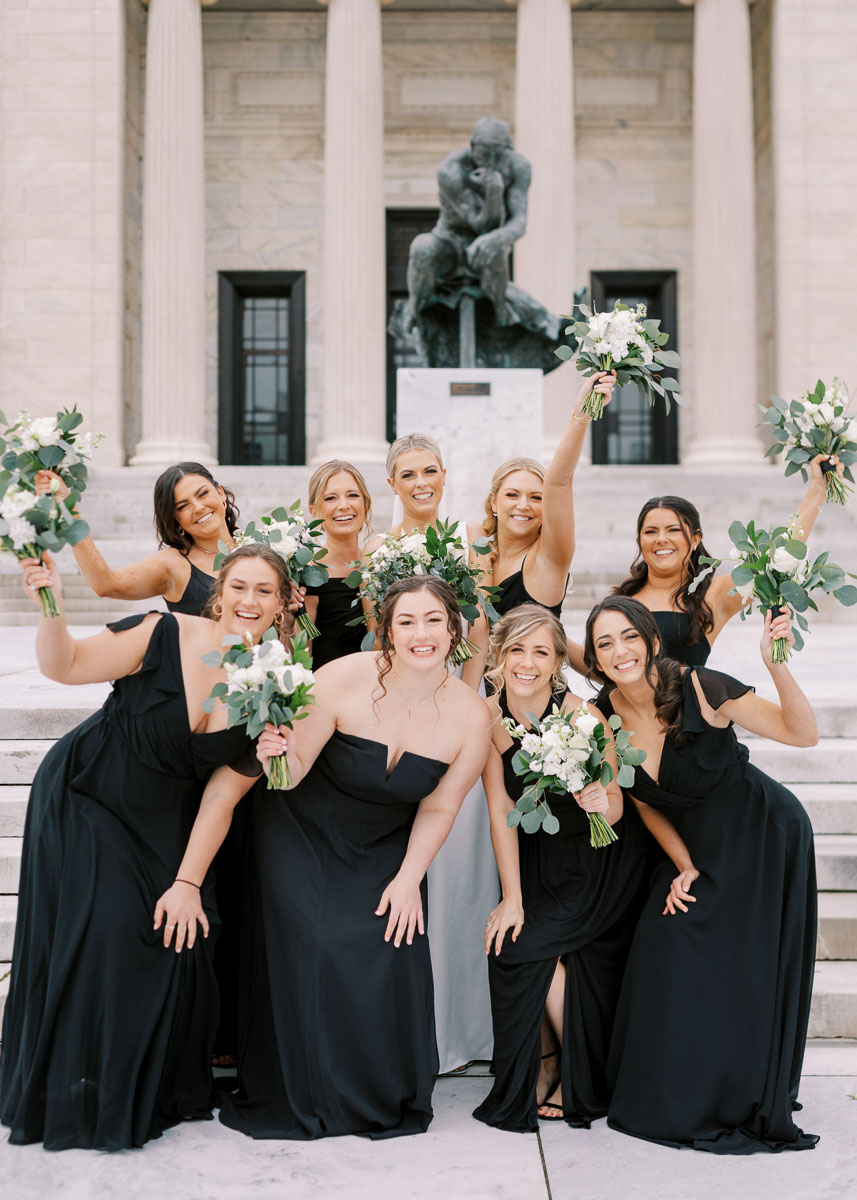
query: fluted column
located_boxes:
[313,0,390,464]
[131,0,214,466]
[682,0,760,465]
[509,0,576,454]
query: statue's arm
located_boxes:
[438,159,485,231]
[498,158,530,244]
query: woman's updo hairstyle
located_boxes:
[613,495,714,646]
[482,457,546,554]
[203,543,292,630]
[385,433,444,480]
[154,461,240,555]
[307,459,374,536]
[485,603,567,696]
[374,575,462,696]
[583,595,686,742]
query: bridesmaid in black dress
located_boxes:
[566,454,844,672]
[0,545,293,1150]
[585,596,819,1154]
[34,461,240,615]
[219,576,491,1140]
[472,605,648,1133]
[465,372,617,639]
[302,459,372,667]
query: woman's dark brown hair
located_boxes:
[203,543,292,627]
[613,495,714,647]
[584,595,687,742]
[153,462,240,554]
[375,575,462,698]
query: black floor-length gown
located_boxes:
[0,613,257,1150]
[600,667,818,1154]
[472,690,650,1133]
[219,731,449,1140]
[303,577,363,667]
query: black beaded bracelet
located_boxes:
[174,878,201,889]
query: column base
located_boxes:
[310,437,390,468]
[681,436,766,469]
[129,438,217,469]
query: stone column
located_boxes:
[682,0,761,465]
[312,0,390,465]
[508,0,577,456]
[131,0,214,467]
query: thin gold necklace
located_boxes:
[388,669,445,719]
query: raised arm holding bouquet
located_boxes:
[761,377,855,505]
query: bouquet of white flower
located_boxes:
[760,378,856,505]
[0,408,103,617]
[202,628,316,789]
[554,300,683,420]
[503,702,646,846]
[214,500,328,638]
[690,517,857,663]
[344,519,498,663]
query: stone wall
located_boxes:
[771,0,857,402]
[752,0,775,417]
[123,0,145,463]
[0,0,126,465]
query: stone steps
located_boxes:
[816,892,857,960]
[809,962,857,1038]
[747,738,857,783]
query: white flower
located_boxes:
[399,532,428,558]
[521,732,541,756]
[816,402,835,425]
[842,418,857,445]
[771,546,801,575]
[258,639,288,667]
[276,534,298,558]
[574,708,599,739]
[0,485,36,522]
[243,663,267,688]
[564,770,586,794]
[5,516,35,551]
[28,417,62,447]
[0,547,21,567]
[728,545,742,561]
[594,339,611,356]
[541,727,564,751]
[733,579,756,602]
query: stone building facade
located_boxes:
[1,0,856,476]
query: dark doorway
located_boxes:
[589,271,679,464]
[385,209,439,442]
[218,271,306,465]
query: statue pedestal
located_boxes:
[396,368,543,522]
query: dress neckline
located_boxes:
[332,729,451,781]
[498,685,568,728]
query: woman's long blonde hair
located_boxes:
[386,433,445,479]
[308,459,373,536]
[484,603,567,696]
[481,457,546,554]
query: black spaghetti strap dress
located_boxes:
[303,577,363,667]
[0,613,257,1150]
[165,559,216,617]
[219,731,449,1140]
[472,689,650,1133]
[494,555,567,620]
[651,610,711,667]
[600,667,819,1154]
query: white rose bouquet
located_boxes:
[554,300,683,420]
[344,519,498,663]
[214,500,328,638]
[690,516,857,663]
[202,628,316,789]
[502,702,646,846]
[760,378,856,505]
[0,407,103,617]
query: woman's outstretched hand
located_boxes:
[761,606,794,664]
[574,369,617,416]
[153,881,209,953]
[33,469,71,503]
[375,872,424,948]
[663,867,699,916]
[808,452,844,490]
[256,722,295,777]
[20,552,62,606]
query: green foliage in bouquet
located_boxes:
[760,379,856,505]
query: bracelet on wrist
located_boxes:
[572,411,591,424]
[174,877,201,889]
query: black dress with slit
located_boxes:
[472,690,650,1133]
[165,559,216,617]
[0,613,257,1150]
[219,731,449,1140]
[303,577,363,667]
[599,667,818,1154]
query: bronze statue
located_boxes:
[399,118,575,370]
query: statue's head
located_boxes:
[470,117,513,168]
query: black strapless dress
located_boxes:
[472,690,650,1133]
[166,560,216,617]
[303,576,363,667]
[219,731,449,1140]
[494,555,567,620]
[652,609,711,667]
[0,613,257,1150]
[600,668,818,1154]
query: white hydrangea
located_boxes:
[0,485,35,522]
[5,516,36,551]
[520,732,541,756]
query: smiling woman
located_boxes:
[34,460,241,616]
[218,575,491,1141]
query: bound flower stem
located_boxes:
[449,637,476,665]
[825,472,851,506]
[771,636,791,665]
[588,812,618,849]
[268,751,292,791]
[297,612,320,639]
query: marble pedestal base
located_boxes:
[396,368,544,522]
